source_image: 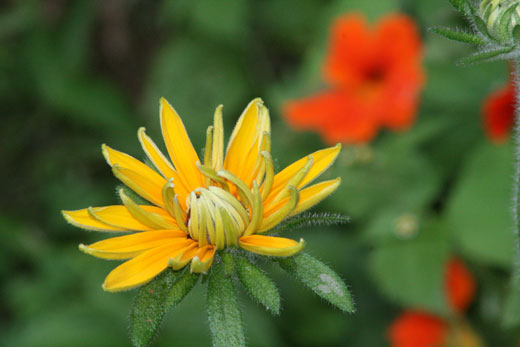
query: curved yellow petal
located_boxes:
[118,189,177,230]
[160,98,205,190]
[112,165,165,208]
[224,98,270,186]
[168,242,199,270]
[87,205,161,231]
[79,230,189,260]
[102,240,188,292]
[290,178,341,216]
[239,235,305,257]
[62,208,147,232]
[266,144,341,203]
[190,245,216,273]
[138,127,190,203]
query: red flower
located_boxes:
[284,13,425,144]
[387,310,447,347]
[483,81,515,143]
[445,258,475,314]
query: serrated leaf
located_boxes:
[235,254,280,314]
[207,255,245,347]
[430,27,486,45]
[458,46,515,65]
[129,269,178,347]
[278,253,355,313]
[266,212,349,235]
[165,270,199,309]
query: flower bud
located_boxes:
[481,0,520,43]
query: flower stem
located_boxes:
[511,60,520,285]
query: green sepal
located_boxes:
[468,3,493,39]
[429,27,486,45]
[129,269,178,347]
[266,212,349,235]
[165,270,199,308]
[207,254,245,347]
[458,46,515,65]
[448,0,470,16]
[497,4,519,42]
[513,25,520,42]
[235,253,281,315]
[278,252,355,313]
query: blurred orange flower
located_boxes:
[445,258,475,314]
[388,310,447,347]
[388,258,476,347]
[483,81,515,143]
[284,13,424,144]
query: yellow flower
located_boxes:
[62,98,341,292]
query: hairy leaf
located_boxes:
[207,254,245,347]
[165,270,199,309]
[129,269,178,347]
[267,212,349,235]
[430,27,486,45]
[278,253,354,313]
[448,0,470,15]
[235,253,280,314]
[458,46,515,65]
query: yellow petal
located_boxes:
[168,243,199,270]
[112,165,165,208]
[79,230,189,260]
[239,235,305,257]
[224,98,270,186]
[190,245,216,273]
[266,144,341,203]
[102,240,189,292]
[160,98,205,190]
[260,186,298,232]
[137,128,190,203]
[87,205,161,231]
[102,144,167,196]
[62,208,147,232]
[118,189,177,230]
[290,178,341,216]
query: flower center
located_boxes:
[186,186,249,249]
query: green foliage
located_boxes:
[278,253,355,314]
[447,143,515,267]
[369,221,451,313]
[266,212,349,235]
[502,275,520,328]
[458,46,515,65]
[129,270,179,347]
[235,253,281,314]
[165,271,199,308]
[429,27,487,45]
[207,254,245,347]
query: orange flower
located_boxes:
[445,258,475,314]
[388,310,447,347]
[284,13,424,144]
[483,81,515,143]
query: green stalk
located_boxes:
[512,60,520,284]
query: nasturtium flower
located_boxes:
[388,310,448,347]
[284,13,424,144]
[445,258,476,314]
[62,98,341,292]
[483,80,515,143]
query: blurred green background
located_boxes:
[1,0,519,346]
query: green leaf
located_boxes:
[368,221,451,313]
[429,27,486,45]
[235,254,281,315]
[502,274,520,328]
[165,270,199,309]
[472,15,491,39]
[266,212,349,235]
[458,46,515,65]
[446,142,515,267]
[278,253,355,313]
[513,24,520,42]
[207,254,245,347]
[448,0,470,15]
[129,269,178,347]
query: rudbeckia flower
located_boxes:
[284,13,425,144]
[62,98,341,292]
[483,81,515,143]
